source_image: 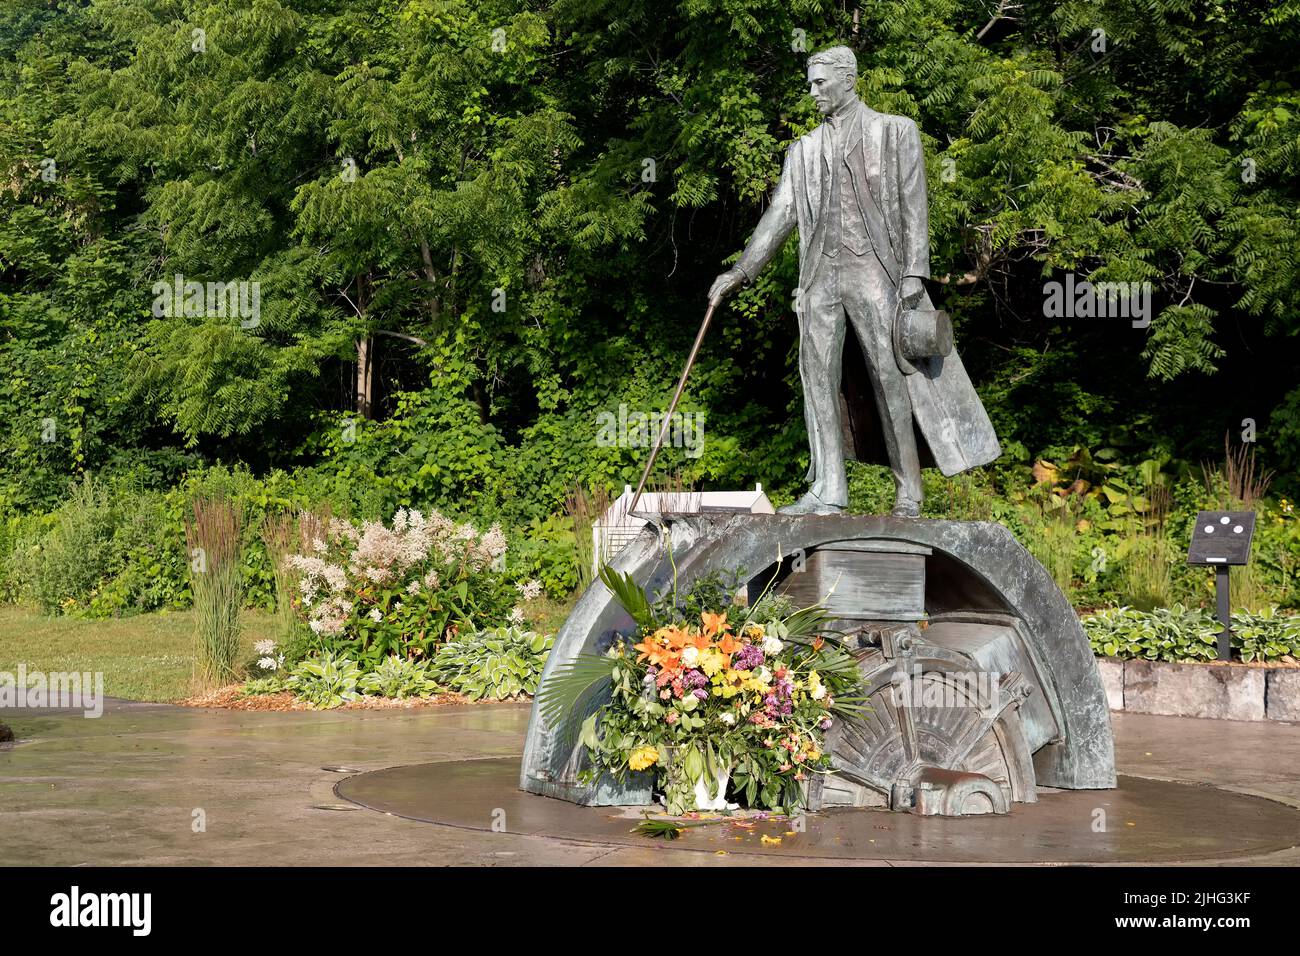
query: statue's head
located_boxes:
[806,45,858,116]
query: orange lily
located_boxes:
[633,635,675,668]
[662,626,691,651]
[701,611,728,638]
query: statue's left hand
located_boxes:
[900,276,925,308]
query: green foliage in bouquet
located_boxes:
[433,626,553,701]
[539,565,868,815]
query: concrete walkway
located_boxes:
[1,700,1297,866]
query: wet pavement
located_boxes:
[1,699,1298,866]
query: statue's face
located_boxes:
[807,62,855,115]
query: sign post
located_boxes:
[1186,511,1256,661]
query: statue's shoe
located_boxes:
[891,499,921,518]
[778,493,844,516]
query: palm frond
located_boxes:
[598,563,656,629]
[535,652,619,749]
[633,818,687,839]
[813,646,863,679]
[782,605,834,639]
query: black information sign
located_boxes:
[1186,510,1257,660]
[1186,510,1256,566]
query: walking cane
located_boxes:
[626,297,719,516]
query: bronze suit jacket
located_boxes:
[735,100,930,293]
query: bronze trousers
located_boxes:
[798,249,922,508]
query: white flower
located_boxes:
[761,635,784,656]
[508,606,526,626]
[681,646,700,668]
[257,656,277,671]
[756,665,772,684]
[253,639,277,656]
[514,579,543,601]
[368,608,383,623]
[406,580,421,595]
[811,683,827,701]
[720,713,736,726]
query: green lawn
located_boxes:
[0,606,278,702]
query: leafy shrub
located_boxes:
[432,626,554,700]
[287,507,521,667]
[358,656,439,698]
[9,476,125,613]
[1083,605,1300,663]
[285,652,362,709]
[508,514,580,598]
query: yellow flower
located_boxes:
[627,745,660,771]
[698,647,727,677]
[715,669,749,698]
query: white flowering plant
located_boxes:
[285,507,527,668]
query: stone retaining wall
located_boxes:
[1096,657,1300,722]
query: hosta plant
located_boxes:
[286,652,363,709]
[1083,604,1300,663]
[432,626,553,701]
[358,655,440,699]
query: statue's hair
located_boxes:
[808,45,857,80]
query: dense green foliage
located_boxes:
[4,0,1299,510]
[2,1,1297,621]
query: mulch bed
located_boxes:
[177,686,477,712]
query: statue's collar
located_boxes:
[825,98,877,137]
[827,97,859,126]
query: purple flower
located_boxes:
[682,669,708,690]
[733,644,764,670]
[820,717,833,731]
[693,688,708,700]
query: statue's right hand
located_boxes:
[708,268,745,305]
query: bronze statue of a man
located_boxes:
[709,45,999,516]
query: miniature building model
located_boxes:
[591,484,774,576]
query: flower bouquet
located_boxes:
[539,566,868,815]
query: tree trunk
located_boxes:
[355,335,374,420]
[419,240,441,324]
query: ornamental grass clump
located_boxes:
[186,495,245,689]
[261,511,303,646]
